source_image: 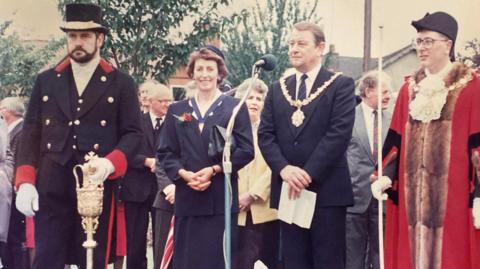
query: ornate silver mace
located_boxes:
[73,152,104,269]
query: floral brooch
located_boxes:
[173,112,193,123]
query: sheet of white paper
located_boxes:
[277,182,295,224]
[277,181,317,229]
[293,188,316,228]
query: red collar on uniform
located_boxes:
[54,57,115,74]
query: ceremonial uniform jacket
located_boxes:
[15,58,142,187]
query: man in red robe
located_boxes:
[372,11,480,269]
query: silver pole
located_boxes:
[377,24,385,269]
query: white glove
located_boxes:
[371,176,392,201]
[16,183,39,217]
[86,157,115,184]
[473,198,480,229]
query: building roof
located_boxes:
[335,44,415,80]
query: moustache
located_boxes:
[72,47,87,54]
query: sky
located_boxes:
[1,0,478,58]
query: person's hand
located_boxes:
[473,198,480,229]
[280,165,311,199]
[145,158,156,172]
[239,193,254,212]
[371,176,392,200]
[163,184,175,204]
[179,168,211,191]
[16,183,39,217]
[86,157,115,184]
[179,169,195,182]
[193,167,215,183]
[472,151,480,176]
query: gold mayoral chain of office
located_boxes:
[280,72,342,127]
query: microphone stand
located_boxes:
[222,65,261,269]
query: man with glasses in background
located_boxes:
[120,80,173,269]
[372,11,480,269]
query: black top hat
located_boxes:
[60,3,108,34]
[411,12,458,61]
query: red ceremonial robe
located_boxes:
[382,63,480,269]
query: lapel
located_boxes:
[294,67,334,138]
[9,120,23,140]
[184,98,205,146]
[355,105,374,163]
[142,113,155,150]
[76,60,113,118]
[200,96,228,149]
[52,59,73,120]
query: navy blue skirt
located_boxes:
[172,214,238,269]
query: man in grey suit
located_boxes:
[345,71,392,269]
[0,97,28,269]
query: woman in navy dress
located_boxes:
[157,46,254,269]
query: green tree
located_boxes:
[458,38,480,68]
[0,21,64,97]
[58,0,231,84]
[221,0,320,87]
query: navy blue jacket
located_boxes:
[157,95,254,217]
[258,67,356,208]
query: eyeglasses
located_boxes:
[413,37,448,49]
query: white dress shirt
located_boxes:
[294,62,322,99]
[7,118,23,134]
[71,55,101,96]
[149,111,164,129]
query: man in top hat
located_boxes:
[14,3,142,269]
[372,11,480,269]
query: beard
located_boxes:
[68,46,98,64]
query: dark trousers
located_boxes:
[346,199,380,269]
[281,206,347,269]
[3,193,30,269]
[236,212,279,269]
[124,198,156,269]
[153,208,174,269]
[33,157,115,269]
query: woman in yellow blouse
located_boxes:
[235,78,279,269]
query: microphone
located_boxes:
[254,54,277,71]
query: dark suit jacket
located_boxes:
[157,95,254,217]
[347,105,391,214]
[153,162,174,211]
[120,112,158,203]
[9,120,23,158]
[258,67,356,208]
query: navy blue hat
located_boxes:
[412,12,457,61]
[60,3,108,34]
[205,45,225,60]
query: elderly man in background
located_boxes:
[120,80,173,269]
[345,71,391,269]
[0,97,30,269]
[0,115,15,268]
